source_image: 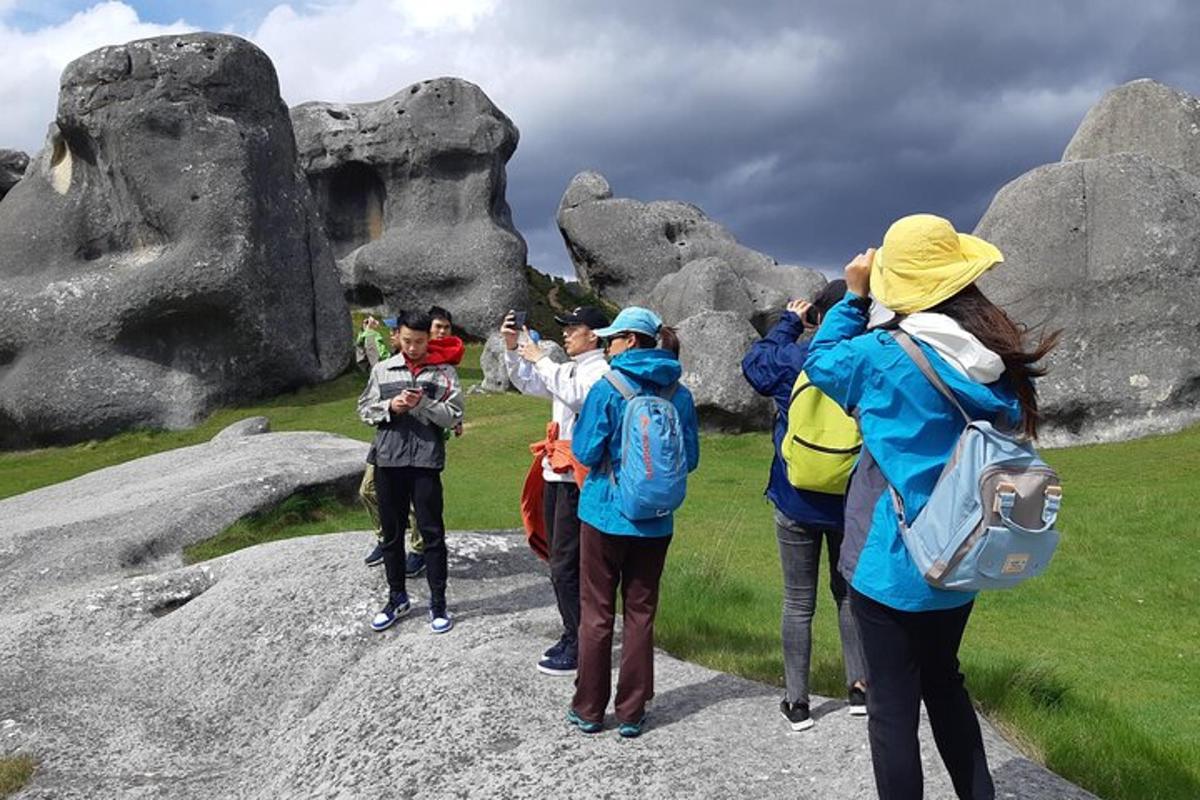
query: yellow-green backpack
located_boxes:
[780,371,862,495]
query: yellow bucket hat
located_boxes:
[870,214,1003,314]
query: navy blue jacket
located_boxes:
[741,311,845,530]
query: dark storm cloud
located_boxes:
[488,0,1200,274]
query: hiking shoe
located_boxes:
[428,607,454,634]
[618,715,647,738]
[848,686,868,716]
[405,552,426,577]
[780,698,813,731]
[566,709,602,734]
[537,651,577,676]
[364,542,384,567]
[370,594,410,632]
[543,636,567,659]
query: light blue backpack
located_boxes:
[888,332,1063,591]
[603,371,688,520]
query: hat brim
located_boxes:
[872,233,1003,314]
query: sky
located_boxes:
[3,1,1200,277]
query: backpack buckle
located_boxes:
[993,482,1018,515]
[1042,484,1063,525]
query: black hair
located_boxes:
[631,325,681,357]
[399,310,432,333]
[812,279,848,315]
[428,305,453,325]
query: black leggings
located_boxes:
[850,587,994,800]
[374,466,447,608]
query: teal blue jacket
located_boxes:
[804,294,1022,611]
[571,349,701,537]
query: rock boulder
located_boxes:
[0,34,351,450]
[0,148,28,201]
[292,78,528,336]
[677,311,773,431]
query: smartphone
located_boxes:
[511,310,528,329]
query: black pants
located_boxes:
[543,481,581,654]
[850,587,994,800]
[375,466,448,610]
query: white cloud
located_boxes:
[0,2,192,152]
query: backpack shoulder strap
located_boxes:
[889,331,971,424]
[603,370,638,401]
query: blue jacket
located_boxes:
[572,348,701,537]
[804,294,1023,612]
[741,311,846,530]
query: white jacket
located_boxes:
[505,347,610,482]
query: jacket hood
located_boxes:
[426,336,465,366]
[611,348,682,387]
[898,313,1005,384]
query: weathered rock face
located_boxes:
[292,78,528,337]
[677,311,773,431]
[480,332,569,393]
[0,148,28,201]
[0,34,351,450]
[976,150,1200,444]
[557,171,824,333]
[1063,79,1200,177]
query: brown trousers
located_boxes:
[572,522,671,725]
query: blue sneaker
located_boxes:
[537,651,577,677]
[370,594,410,632]
[566,709,602,734]
[618,715,647,738]
[364,542,384,567]
[405,552,426,577]
[543,636,566,659]
[429,607,453,634]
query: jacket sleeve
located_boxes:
[532,357,595,412]
[741,312,808,396]
[803,293,872,414]
[571,383,614,468]
[680,389,701,473]
[357,364,391,425]
[414,367,464,429]
[504,350,552,398]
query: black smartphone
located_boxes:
[511,310,528,329]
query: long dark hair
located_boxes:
[927,284,1060,438]
[632,325,680,356]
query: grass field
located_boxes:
[2,344,1197,800]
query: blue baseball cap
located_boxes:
[593,307,662,339]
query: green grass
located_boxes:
[0,756,36,798]
[2,353,1198,800]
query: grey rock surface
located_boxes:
[975,151,1200,444]
[0,148,28,201]
[0,523,1094,799]
[0,429,367,610]
[557,171,824,333]
[0,33,351,450]
[292,78,528,336]
[480,331,568,393]
[211,415,272,441]
[1063,79,1200,176]
[677,311,773,431]
[648,257,757,330]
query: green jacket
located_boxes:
[355,328,391,364]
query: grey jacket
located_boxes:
[357,354,464,470]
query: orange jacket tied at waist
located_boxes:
[521,421,588,560]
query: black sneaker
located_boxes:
[364,542,384,567]
[780,698,813,731]
[537,651,577,676]
[405,552,426,577]
[848,686,868,716]
[543,636,567,659]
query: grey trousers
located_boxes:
[775,510,867,704]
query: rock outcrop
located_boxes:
[556,170,824,330]
[0,148,28,201]
[975,79,1200,444]
[292,78,528,337]
[677,311,773,431]
[479,332,569,393]
[0,34,351,450]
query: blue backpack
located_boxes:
[603,371,689,520]
[888,332,1063,591]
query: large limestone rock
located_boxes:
[0,34,351,450]
[976,151,1200,444]
[677,311,773,431]
[648,257,756,331]
[1063,79,1200,177]
[292,78,528,336]
[0,148,28,201]
[0,448,1094,799]
[556,171,824,324]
